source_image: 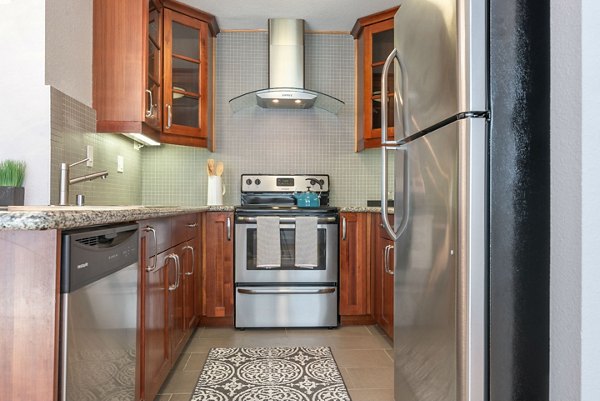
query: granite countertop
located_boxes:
[338,206,393,213]
[0,204,393,231]
[0,205,235,231]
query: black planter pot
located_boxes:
[0,186,25,206]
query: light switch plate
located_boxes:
[117,155,124,173]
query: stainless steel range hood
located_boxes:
[229,19,345,114]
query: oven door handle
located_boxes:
[235,216,337,224]
[237,288,336,295]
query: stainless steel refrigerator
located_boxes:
[379,0,488,400]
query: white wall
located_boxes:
[45,0,93,107]
[0,0,51,205]
[0,0,92,205]
[551,0,600,399]
[580,0,600,398]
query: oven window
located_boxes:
[246,228,326,270]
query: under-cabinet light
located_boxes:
[123,133,161,147]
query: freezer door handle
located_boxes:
[237,288,336,295]
[381,47,411,143]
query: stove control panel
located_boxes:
[241,174,329,193]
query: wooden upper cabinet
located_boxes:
[93,0,148,135]
[162,9,208,147]
[93,0,218,149]
[352,7,399,151]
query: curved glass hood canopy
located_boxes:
[228,19,345,115]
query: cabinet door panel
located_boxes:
[354,9,397,151]
[374,214,394,339]
[339,213,371,316]
[168,248,185,358]
[142,249,171,401]
[203,212,234,318]
[181,240,198,330]
[145,0,162,130]
[163,8,208,141]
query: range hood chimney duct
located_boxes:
[229,18,344,114]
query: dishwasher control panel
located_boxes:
[61,223,139,293]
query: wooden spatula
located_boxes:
[216,161,224,176]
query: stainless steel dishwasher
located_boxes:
[59,223,139,401]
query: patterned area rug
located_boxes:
[191,346,351,401]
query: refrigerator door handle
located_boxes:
[381,146,410,242]
[381,47,411,242]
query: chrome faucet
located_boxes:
[58,158,109,206]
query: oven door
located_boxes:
[234,219,338,284]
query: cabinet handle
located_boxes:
[342,216,347,240]
[226,216,231,241]
[182,245,195,276]
[166,104,172,128]
[384,244,395,275]
[145,89,154,118]
[144,226,158,272]
[166,253,180,291]
[186,222,198,228]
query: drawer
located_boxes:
[140,217,172,255]
[235,286,338,328]
[172,213,199,245]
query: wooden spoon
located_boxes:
[207,159,215,176]
[216,161,224,177]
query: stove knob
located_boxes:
[246,179,252,185]
[255,178,261,185]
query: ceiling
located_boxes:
[182,0,400,32]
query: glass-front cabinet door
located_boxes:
[163,8,208,141]
[365,19,395,145]
[145,0,162,131]
[353,7,398,151]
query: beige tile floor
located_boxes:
[155,325,394,401]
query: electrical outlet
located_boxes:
[117,155,124,173]
[86,145,94,167]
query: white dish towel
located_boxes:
[295,216,318,268]
[256,216,281,268]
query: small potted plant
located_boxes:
[0,160,26,206]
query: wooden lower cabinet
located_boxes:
[0,230,60,401]
[374,214,394,338]
[338,212,395,338]
[339,212,374,324]
[142,248,173,401]
[140,214,200,401]
[201,212,234,325]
